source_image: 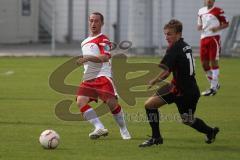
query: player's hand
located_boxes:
[147,78,158,89]
[210,27,218,33]
[197,25,203,31]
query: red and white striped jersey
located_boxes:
[198,6,228,39]
[81,33,112,81]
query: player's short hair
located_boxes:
[91,12,104,23]
[164,19,183,33]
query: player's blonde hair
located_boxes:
[164,19,183,33]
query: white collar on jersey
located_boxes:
[89,33,103,38]
[81,33,103,47]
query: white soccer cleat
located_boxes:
[201,88,217,96]
[201,84,220,96]
[120,128,131,140]
[89,128,108,139]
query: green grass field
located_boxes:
[0,56,239,160]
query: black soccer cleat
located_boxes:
[139,137,163,147]
[205,127,219,144]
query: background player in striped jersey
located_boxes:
[197,0,229,96]
[76,12,131,140]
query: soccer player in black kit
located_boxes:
[139,19,219,147]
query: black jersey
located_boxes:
[160,38,200,95]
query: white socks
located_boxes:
[113,110,127,130]
[211,68,219,90]
[83,108,104,129]
[206,70,213,83]
[206,69,219,90]
[82,105,128,134]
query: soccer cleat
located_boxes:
[201,88,217,96]
[201,84,220,96]
[139,137,163,147]
[205,127,219,144]
[89,128,108,139]
[120,128,131,140]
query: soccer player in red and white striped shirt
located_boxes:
[197,0,229,96]
[76,12,131,140]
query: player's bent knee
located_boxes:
[182,117,195,126]
[76,96,89,107]
[144,101,151,109]
[181,113,195,126]
[144,96,165,109]
[201,61,210,70]
[203,65,210,71]
[106,98,118,111]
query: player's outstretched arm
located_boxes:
[148,64,170,89]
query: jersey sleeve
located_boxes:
[98,36,111,58]
[216,8,229,25]
[160,47,178,71]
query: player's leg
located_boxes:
[200,38,215,96]
[177,95,219,144]
[97,76,131,139]
[209,36,221,92]
[182,114,219,144]
[200,38,212,83]
[106,98,131,140]
[202,36,221,96]
[191,118,219,144]
[76,85,108,139]
[202,60,212,83]
[145,96,166,139]
[139,84,175,147]
[210,60,220,90]
[139,95,169,147]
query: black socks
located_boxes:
[190,118,213,134]
[146,108,161,139]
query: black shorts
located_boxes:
[159,92,200,115]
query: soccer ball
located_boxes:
[39,129,60,149]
